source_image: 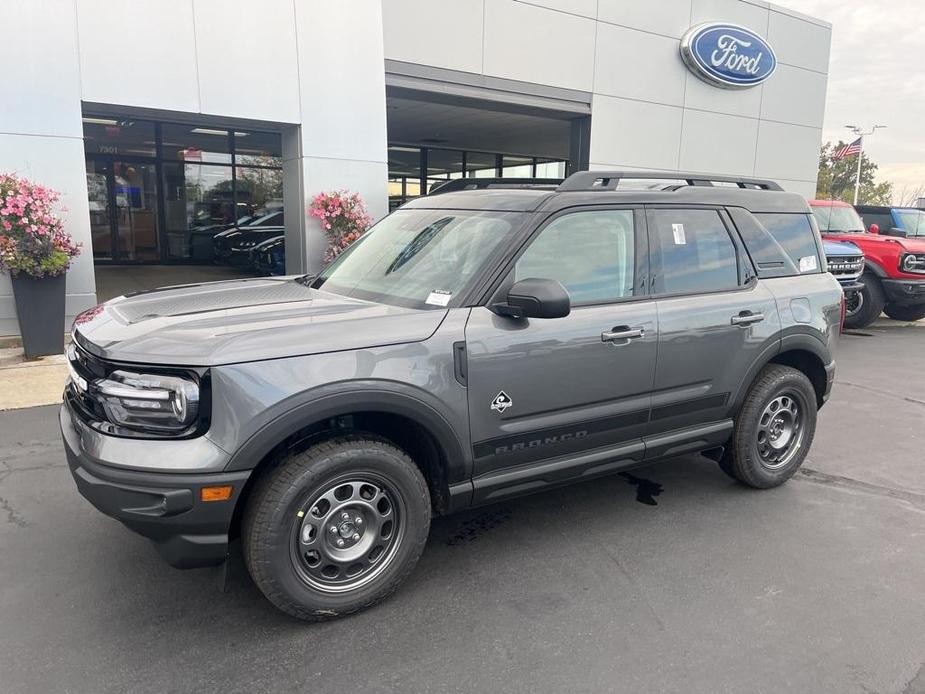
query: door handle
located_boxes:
[730,311,765,326]
[601,326,645,343]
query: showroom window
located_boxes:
[82,115,283,263]
[387,146,568,210]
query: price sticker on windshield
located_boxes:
[671,223,686,245]
[425,290,452,307]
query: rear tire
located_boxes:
[883,303,925,322]
[719,365,817,489]
[843,274,884,329]
[242,435,431,621]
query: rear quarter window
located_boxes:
[753,213,821,274]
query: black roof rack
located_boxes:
[427,178,563,195]
[556,171,783,192]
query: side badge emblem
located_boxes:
[490,391,513,414]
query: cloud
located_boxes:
[783,0,925,195]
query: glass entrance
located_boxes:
[85,159,160,261]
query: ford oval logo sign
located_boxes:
[680,22,777,89]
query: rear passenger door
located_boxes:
[644,207,780,455]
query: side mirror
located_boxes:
[868,224,880,234]
[493,278,570,319]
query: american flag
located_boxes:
[832,137,862,161]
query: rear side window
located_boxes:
[753,213,821,274]
[859,209,892,232]
[648,209,739,295]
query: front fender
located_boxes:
[220,381,469,485]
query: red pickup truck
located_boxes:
[810,200,925,328]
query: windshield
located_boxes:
[811,205,865,233]
[895,209,925,236]
[311,209,522,309]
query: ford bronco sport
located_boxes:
[811,199,925,325]
[63,171,842,620]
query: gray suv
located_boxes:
[62,171,842,620]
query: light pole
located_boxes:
[844,124,886,205]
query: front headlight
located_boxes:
[900,253,925,273]
[92,370,200,434]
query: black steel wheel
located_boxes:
[719,364,817,488]
[243,436,430,621]
[290,474,405,593]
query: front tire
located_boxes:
[843,274,884,329]
[242,435,431,621]
[719,365,817,489]
[883,303,925,322]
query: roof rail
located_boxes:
[428,178,563,195]
[557,171,783,192]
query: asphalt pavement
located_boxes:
[1,323,924,694]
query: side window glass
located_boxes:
[753,213,821,273]
[514,210,635,304]
[650,209,739,294]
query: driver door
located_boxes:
[464,208,658,503]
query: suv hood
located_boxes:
[73,277,447,366]
[822,239,862,257]
[823,232,925,253]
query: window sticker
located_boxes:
[671,223,686,245]
[425,290,453,307]
[798,255,818,272]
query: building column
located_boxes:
[0,1,96,337]
[286,0,389,276]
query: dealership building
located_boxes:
[0,0,831,337]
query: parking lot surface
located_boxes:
[1,323,924,694]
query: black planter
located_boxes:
[11,274,66,358]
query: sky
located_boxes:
[783,0,925,202]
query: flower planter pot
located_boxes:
[11,274,66,358]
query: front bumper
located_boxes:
[881,278,925,306]
[61,403,250,568]
[836,278,864,293]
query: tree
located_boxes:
[816,141,893,205]
[895,183,925,208]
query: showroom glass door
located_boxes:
[85,159,161,262]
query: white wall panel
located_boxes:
[483,0,596,91]
[679,109,759,175]
[597,0,692,39]
[754,120,822,182]
[589,96,683,170]
[194,0,300,123]
[0,0,82,138]
[760,63,828,128]
[382,0,484,74]
[77,0,200,112]
[683,72,763,119]
[594,23,686,106]
[767,9,831,73]
[295,0,388,163]
[519,0,597,18]
[690,0,769,33]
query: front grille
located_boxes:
[66,342,108,423]
[826,256,864,278]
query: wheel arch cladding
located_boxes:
[225,391,467,530]
[768,349,827,407]
[732,336,829,414]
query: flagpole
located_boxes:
[853,135,863,205]
[844,124,885,206]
